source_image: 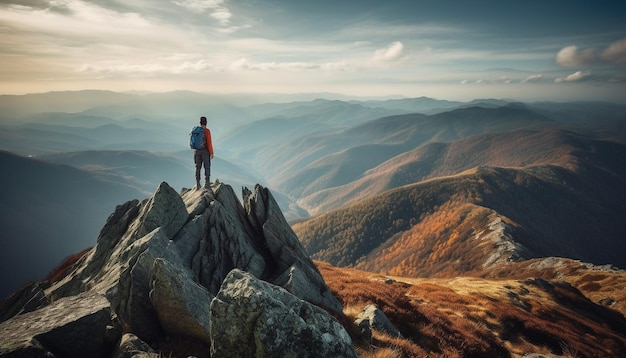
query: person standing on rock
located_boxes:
[190,116,214,190]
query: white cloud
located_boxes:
[228,57,352,72]
[498,76,512,84]
[230,58,316,71]
[0,0,232,81]
[556,37,626,67]
[321,61,353,71]
[555,45,596,67]
[601,37,626,64]
[370,41,407,64]
[555,71,591,83]
[79,59,218,77]
[0,1,168,46]
[521,74,543,83]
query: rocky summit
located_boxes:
[0,181,355,358]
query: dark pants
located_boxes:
[194,149,211,182]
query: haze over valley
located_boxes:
[1,90,625,299]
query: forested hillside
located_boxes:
[293,130,626,273]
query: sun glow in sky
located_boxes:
[1,0,625,102]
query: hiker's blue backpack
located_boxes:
[190,126,205,149]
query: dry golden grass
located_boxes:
[482,258,626,316]
[316,260,626,358]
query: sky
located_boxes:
[1,0,625,102]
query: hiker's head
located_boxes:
[200,116,207,125]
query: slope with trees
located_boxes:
[293,131,626,273]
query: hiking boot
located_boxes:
[195,181,201,190]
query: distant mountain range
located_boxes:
[0,150,145,298]
[289,111,626,276]
[1,90,626,299]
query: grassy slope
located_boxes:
[317,260,626,358]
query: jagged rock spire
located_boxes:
[0,181,352,357]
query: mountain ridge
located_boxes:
[294,127,617,215]
[294,155,626,272]
[263,105,566,207]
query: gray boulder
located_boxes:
[210,269,357,358]
[354,304,402,340]
[0,292,119,358]
[150,258,213,343]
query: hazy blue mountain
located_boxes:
[258,105,555,199]
[0,90,255,139]
[297,128,626,214]
[22,112,118,128]
[40,149,305,221]
[0,150,145,298]
[353,96,463,114]
[530,101,626,138]
[40,150,191,194]
[0,90,132,120]
[41,149,259,191]
[0,121,186,155]
[243,98,407,123]
[222,99,407,159]
[0,125,98,155]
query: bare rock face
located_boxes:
[243,185,342,313]
[0,281,49,323]
[210,269,356,358]
[0,181,350,357]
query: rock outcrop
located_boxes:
[354,304,403,341]
[0,181,352,357]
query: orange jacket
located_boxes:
[204,127,214,155]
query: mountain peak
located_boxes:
[0,181,353,357]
